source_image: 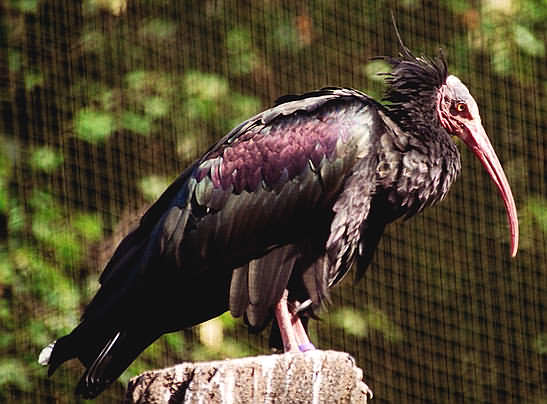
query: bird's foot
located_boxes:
[275,290,316,353]
[275,290,300,352]
[298,342,316,352]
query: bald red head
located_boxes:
[437,75,519,257]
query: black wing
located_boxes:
[46,87,387,397]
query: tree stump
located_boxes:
[124,350,372,403]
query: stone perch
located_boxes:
[124,350,372,403]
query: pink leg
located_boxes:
[274,290,316,352]
[292,315,315,352]
[274,290,299,352]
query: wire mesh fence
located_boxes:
[1,1,545,403]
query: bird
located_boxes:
[38,29,519,399]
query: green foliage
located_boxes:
[8,50,21,73]
[139,18,176,41]
[180,70,261,139]
[331,306,404,342]
[29,147,64,173]
[363,60,390,82]
[0,143,104,398]
[0,148,10,214]
[226,28,260,76]
[10,0,38,14]
[0,359,31,392]
[183,71,229,101]
[74,108,115,144]
[24,72,43,91]
[139,175,171,202]
[527,196,547,232]
[513,24,545,57]
[533,333,547,355]
[120,111,152,136]
[440,0,472,14]
[144,96,169,118]
[72,213,104,242]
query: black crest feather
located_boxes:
[375,13,449,130]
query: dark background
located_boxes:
[1,1,545,402]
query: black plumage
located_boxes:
[39,37,518,399]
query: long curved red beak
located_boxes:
[462,121,519,257]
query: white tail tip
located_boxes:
[38,341,56,366]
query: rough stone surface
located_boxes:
[124,350,372,404]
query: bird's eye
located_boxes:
[456,103,467,112]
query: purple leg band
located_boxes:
[298,343,316,352]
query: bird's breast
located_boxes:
[376,132,461,220]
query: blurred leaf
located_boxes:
[28,190,90,266]
[183,71,229,101]
[527,197,547,232]
[125,70,172,98]
[190,337,253,361]
[125,70,149,91]
[182,98,215,121]
[399,0,421,8]
[513,24,545,57]
[84,0,127,16]
[492,42,512,75]
[0,325,14,349]
[24,72,43,91]
[8,50,21,72]
[219,311,237,329]
[227,28,253,53]
[31,215,56,242]
[52,231,82,266]
[0,300,12,331]
[272,20,300,50]
[0,143,10,214]
[139,175,170,202]
[226,28,259,75]
[331,306,403,342]
[364,60,391,82]
[29,190,61,223]
[13,246,79,316]
[0,180,7,215]
[31,214,82,266]
[121,111,152,135]
[0,359,31,391]
[228,94,261,128]
[533,333,547,355]
[81,30,105,53]
[28,319,50,347]
[29,147,64,173]
[520,0,547,23]
[11,0,38,14]
[74,108,115,143]
[331,307,369,338]
[440,0,471,14]
[164,332,185,351]
[8,203,25,233]
[100,89,116,111]
[140,18,176,40]
[199,317,224,349]
[144,96,169,118]
[0,254,14,288]
[72,213,103,241]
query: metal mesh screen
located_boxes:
[1,1,545,403]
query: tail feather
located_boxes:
[38,340,56,367]
[38,335,78,377]
[38,323,157,398]
[75,330,159,399]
